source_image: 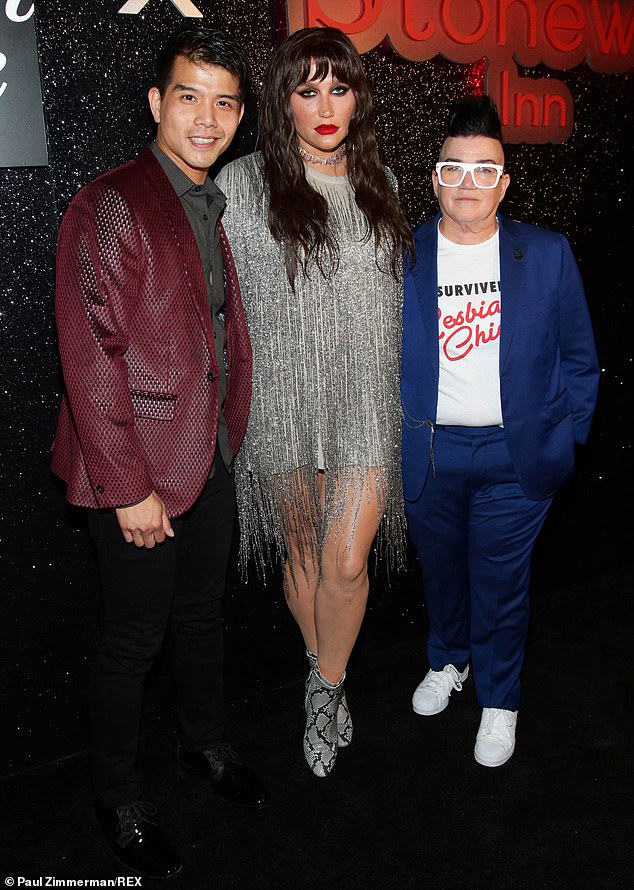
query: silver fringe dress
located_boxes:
[216,152,406,575]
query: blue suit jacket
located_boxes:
[401,213,600,502]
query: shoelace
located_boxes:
[204,742,239,770]
[481,709,513,736]
[116,801,157,847]
[427,667,464,693]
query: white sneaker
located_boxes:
[474,708,518,767]
[412,664,469,715]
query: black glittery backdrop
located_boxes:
[1,1,632,774]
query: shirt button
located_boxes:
[207,371,216,382]
[203,214,208,221]
[194,185,202,192]
[96,485,104,494]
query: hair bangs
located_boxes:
[291,45,361,91]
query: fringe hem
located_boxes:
[235,462,407,583]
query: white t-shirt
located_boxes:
[436,227,503,427]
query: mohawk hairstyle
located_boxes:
[445,94,503,144]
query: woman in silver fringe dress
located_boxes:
[216,27,413,778]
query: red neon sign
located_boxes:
[287,0,634,143]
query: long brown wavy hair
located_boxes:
[259,27,414,286]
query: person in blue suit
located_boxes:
[401,95,599,767]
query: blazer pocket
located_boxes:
[546,390,570,427]
[131,390,176,421]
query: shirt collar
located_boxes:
[150,141,225,208]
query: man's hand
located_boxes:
[115,491,174,548]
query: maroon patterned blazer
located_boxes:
[51,146,252,517]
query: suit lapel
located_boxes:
[499,214,528,371]
[137,148,214,345]
[412,216,441,381]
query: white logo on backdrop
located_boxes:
[4,0,35,22]
[5,1,34,23]
[0,0,47,165]
[119,0,203,16]
[1,2,35,100]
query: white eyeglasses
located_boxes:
[435,162,504,189]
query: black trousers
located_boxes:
[87,459,236,807]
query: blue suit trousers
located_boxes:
[405,425,552,710]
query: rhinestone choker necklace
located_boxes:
[298,144,347,167]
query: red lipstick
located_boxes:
[315,125,339,135]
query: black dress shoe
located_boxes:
[177,740,270,809]
[93,799,182,880]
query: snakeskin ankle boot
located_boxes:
[304,667,345,777]
[306,650,353,747]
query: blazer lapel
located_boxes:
[499,214,528,371]
[137,148,214,345]
[412,216,441,381]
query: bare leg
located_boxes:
[286,469,384,774]
[281,472,325,655]
[283,546,320,654]
[280,468,385,680]
[315,470,384,683]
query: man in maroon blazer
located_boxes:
[52,27,268,880]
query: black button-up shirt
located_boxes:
[151,142,232,471]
